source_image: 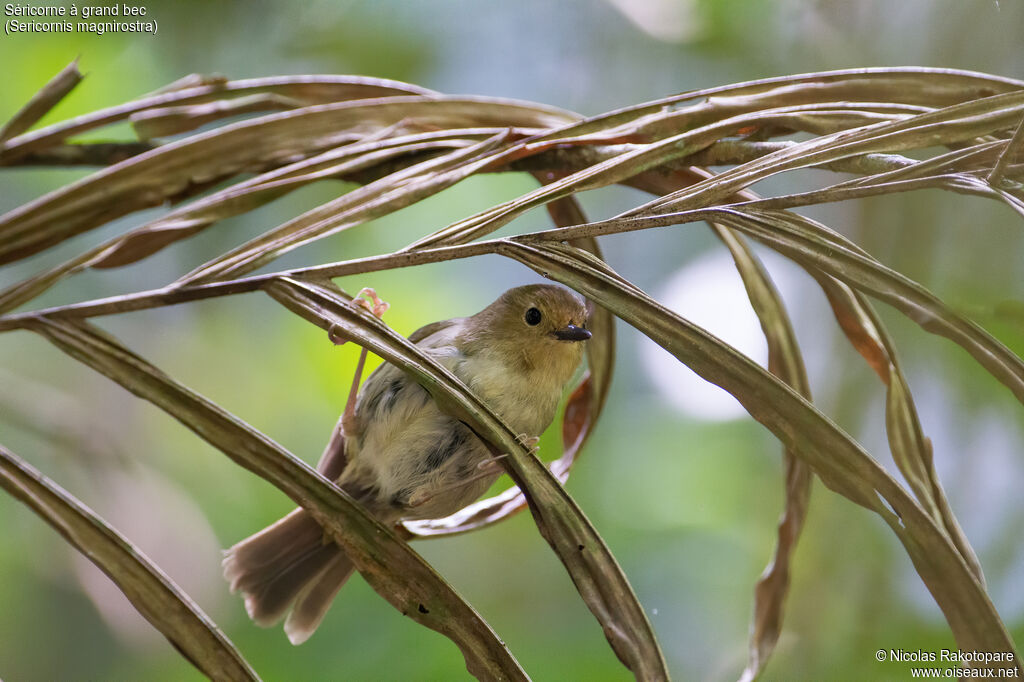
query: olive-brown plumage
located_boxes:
[223,284,590,643]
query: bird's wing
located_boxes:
[407,317,462,345]
[318,318,450,478]
[335,315,464,448]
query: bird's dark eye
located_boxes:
[524,307,542,326]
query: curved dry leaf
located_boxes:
[405,91,1024,253]
[0,97,576,266]
[0,59,83,144]
[404,103,927,250]
[566,103,925,149]
[724,171,1024,223]
[547,202,1024,407]
[645,164,813,681]
[987,113,1024,185]
[404,189,616,538]
[498,239,1020,672]
[837,139,1005,188]
[523,68,1023,145]
[0,443,259,682]
[705,207,1024,406]
[27,317,527,682]
[711,224,813,682]
[635,91,1024,217]
[131,93,308,140]
[741,451,810,682]
[813,276,984,583]
[176,130,521,286]
[144,73,230,95]
[0,130,503,315]
[92,131,501,269]
[0,74,438,162]
[264,277,668,680]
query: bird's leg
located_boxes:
[328,288,390,436]
[341,349,368,437]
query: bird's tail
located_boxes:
[222,508,356,645]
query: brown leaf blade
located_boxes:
[27,317,527,682]
[0,97,575,266]
[0,443,260,682]
[404,87,1024,253]
[709,207,1024,407]
[404,105,844,251]
[499,239,1020,673]
[130,93,306,140]
[628,91,1024,219]
[265,277,668,681]
[0,130,498,316]
[711,225,813,682]
[543,68,1023,143]
[743,451,810,682]
[403,189,616,538]
[548,204,1024,407]
[177,130,518,286]
[632,166,813,680]
[0,59,82,144]
[815,276,985,583]
[0,74,438,163]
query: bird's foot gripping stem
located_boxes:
[515,434,540,455]
[329,288,390,345]
[352,287,390,318]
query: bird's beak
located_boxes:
[553,324,592,342]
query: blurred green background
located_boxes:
[2,1,1023,680]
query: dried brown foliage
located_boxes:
[2,64,1022,679]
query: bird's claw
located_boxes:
[353,287,390,319]
[515,434,540,455]
[477,453,508,474]
[408,490,432,508]
[328,288,389,346]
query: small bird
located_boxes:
[223,284,591,644]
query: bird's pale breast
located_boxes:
[340,318,575,521]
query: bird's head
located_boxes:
[461,284,591,375]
